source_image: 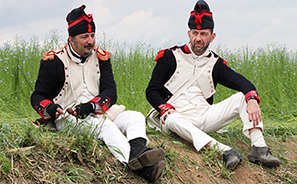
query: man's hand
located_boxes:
[161,109,178,124]
[246,99,262,127]
[71,102,95,119]
[46,104,64,120]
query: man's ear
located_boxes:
[211,32,216,42]
[68,36,74,46]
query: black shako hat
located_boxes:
[66,5,95,36]
[188,0,214,30]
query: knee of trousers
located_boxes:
[233,92,246,103]
[98,119,126,139]
[166,112,184,128]
[116,111,147,140]
[230,92,247,111]
[121,110,145,124]
[95,118,117,132]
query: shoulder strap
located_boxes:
[167,61,210,103]
[168,51,216,103]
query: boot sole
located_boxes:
[128,148,166,170]
[224,150,243,170]
[226,158,241,170]
[248,156,281,167]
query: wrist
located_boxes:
[89,102,96,111]
[89,96,110,114]
[246,96,257,102]
[245,90,260,104]
[158,103,175,116]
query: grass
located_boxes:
[0,30,296,183]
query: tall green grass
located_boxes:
[0,29,63,119]
[214,44,297,121]
[1,30,297,121]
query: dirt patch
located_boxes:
[149,135,297,184]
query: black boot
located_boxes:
[129,137,147,160]
[248,146,281,167]
[128,138,166,170]
[133,160,166,183]
[223,148,243,169]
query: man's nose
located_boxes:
[194,34,202,42]
[86,36,94,44]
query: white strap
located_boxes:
[168,58,210,103]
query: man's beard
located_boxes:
[191,41,210,55]
[83,44,94,56]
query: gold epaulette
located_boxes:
[42,47,63,61]
[95,45,110,61]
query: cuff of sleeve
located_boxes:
[245,90,260,104]
[158,103,175,116]
[89,96,110,114]
[34,99,53,120]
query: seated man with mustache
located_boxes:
[31,5,166,183]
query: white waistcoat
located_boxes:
[53,45,101,109]
[165,47,218,101]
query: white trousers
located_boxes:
[164,93,264,151]
[55,110,148,163]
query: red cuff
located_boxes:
[89,96,110,114]
[158,103,175,116]
[89,97,100,103]
[34,99,53,119]
[245,90,260,104]
[96,103,108,114]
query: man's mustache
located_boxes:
[195,40,203,44]
[84,44,94,48]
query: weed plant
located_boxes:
[0,30,296,183]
